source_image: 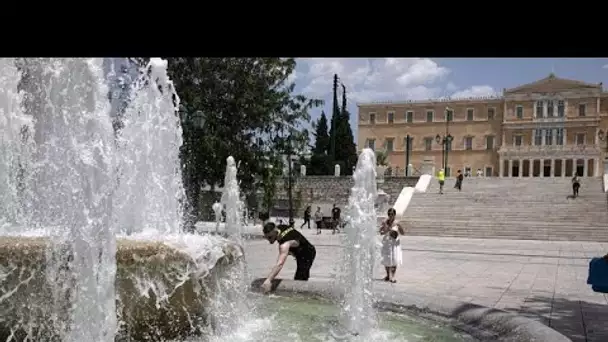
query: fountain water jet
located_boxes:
[221,156,243,242]
[0,58,34,231]
[0,58,246,341]
[113,57,185,235]
[337,148,379,337]
[209,156,253,337]
[23,58,118,342]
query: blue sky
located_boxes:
[291,58,608,144]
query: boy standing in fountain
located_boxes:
[261,219,317,293]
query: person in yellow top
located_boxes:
[437,168,445,194]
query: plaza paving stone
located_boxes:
[243,229,608,342]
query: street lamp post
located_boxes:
[405,134,412,176]
[598,129,608,175]
[287,135,294,227]
[435,107,454,175]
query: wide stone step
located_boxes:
[403,232,608,242]
[405,217,607,225]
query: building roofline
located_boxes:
[357,95,504,107]
[504,74,601,94]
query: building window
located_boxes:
[547,100,554,117]
[487,107,495,120]
[424,137,433,151]
[576,133,585,145]
[545,129,553,145]
[367,138,376,150]
[486,136,494,150]
[369,113,376,124]
[467,109,474,121]
[446,109,453,122]
[535,101,543,117]
[385,138,394,152]
[406,111,413,123]
[387,112,394,124]
[534,129,543,146]
[515,135,523,146]
[557,100,565,117]
[555,128,564,145]
[516,105,524,119]
[579,104,586,116]
[465,137,473,150]
[426,110,433,123]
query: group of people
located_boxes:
[300,204,342,234]
[259,207,406,292]
[436,168,464,194]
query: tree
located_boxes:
[159,58,321,224]
[327,76,357,176]
[328,74,340,162]
[337,83,358,174]
[308,111,331,175]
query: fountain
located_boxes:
[0,58,33,232]
[245,148,476,341]
[0,58,570,342]
[221,156,243,242]
[212,202,223,234]
[207,156,253,337]
[336,148,378,337]
[0,58,243,341]
[113,58,185,236]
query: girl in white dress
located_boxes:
[380,208,405,283]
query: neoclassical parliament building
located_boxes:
[357,74,608,178]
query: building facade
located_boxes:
[357,74,608,177]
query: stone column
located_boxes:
[595,158,600,177]
[540,159,544,178]
[529,159,534,177]
[561,158,566,177]
[499,157,504,178]
[519,159,523,178]
[508,159,513,177]
[550,158,555,177]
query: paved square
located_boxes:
[244,230,608,342]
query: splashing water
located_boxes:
[221,156,243,242]
[210,156,253,336]
[337,148,379,337]
[0,58,34,231]
[113,58,185,235]
[24,58,117,341]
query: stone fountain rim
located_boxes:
[250,278,571,342]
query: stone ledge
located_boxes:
[0,235,244,341]
[250,278,571,342]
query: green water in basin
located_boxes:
[212,294,475,342]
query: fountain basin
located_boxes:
[250,278,571,342]
[250,293,473,341]
[0,235,243,341]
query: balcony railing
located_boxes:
[499,144,599,155]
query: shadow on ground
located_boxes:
[516,295,608,342]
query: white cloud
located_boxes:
[298,58,451,103]
[451,85,498,99]
[295,58,495,105]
